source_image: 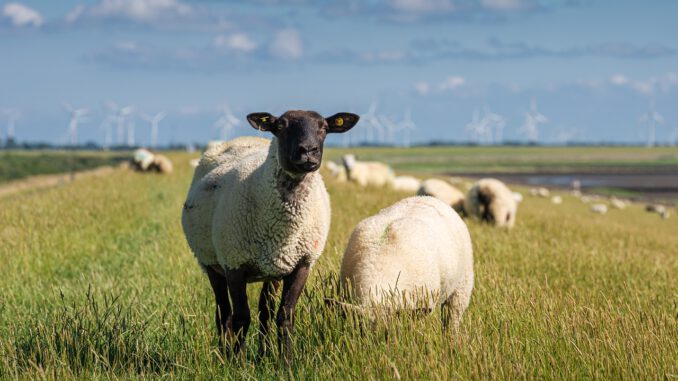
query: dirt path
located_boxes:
[0,165,118,199]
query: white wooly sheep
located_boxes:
[340,196,474,328]
[646,204,670,219]
[416,178,465,212]
[610,197,628,210]
[150,154,173,174]
[189,158,200,168]
[591,203,608,214]
[325,160,347,182]
[342,154,395,187]
[530,187,550,197]
[391,175,421,193]
[512,192,524,203]
[465,178,517,228]
[551,195,563,205]
[183,136,330,275]
[132,148,155,171]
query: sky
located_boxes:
[1,0,678,146]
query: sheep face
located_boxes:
[247,110,359,176]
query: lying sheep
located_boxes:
[325,160,347,182]
[182,110,359,361]
[340,196,474,329]
[530,187,550,197]
[465,178,517,228]
[342,154,395,187]
[417,178,465,212]
[551,195,563,205]
[149,154,173,174]
[131,148,173,174]
[610,197,627,210]
[391,175,421,193]
[591,204,608,214]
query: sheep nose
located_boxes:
[294,144,319,163]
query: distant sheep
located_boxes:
[417,178,465,212]
[391,175,421,193]
[342,154,394,187]
[465,178,517,228]
[340,196,474,329]
[149,154,173,174]
[591,204,608,214]
[512,192,524,203]
[646,204,670,219]
[610,197,628,209]
[551,195,563,205]
[131,148,173,174]
[325,160,347,182]
[530,187,550,197]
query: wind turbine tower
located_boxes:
[64,102,89,146]
[142,111,167,148]
[1,108,21,144]
[520,98,548,143]
[213,105,241,141]
[640,101,663,147]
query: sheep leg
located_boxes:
[257,280,281,359]
[225,268,250,356]
[276,263,311,365]
[441,292,463,333]
[206,266,232,353]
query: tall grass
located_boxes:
[0,151,676,379]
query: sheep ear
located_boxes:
[326,113,359,133]
[247,113,277,132]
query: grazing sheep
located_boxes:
[340,196,474,329]
[417,178,465,212]
[465,178,517,228]
[391,175,421,193]
[610,197,628,209]
[325,160,347,182]
[646,204,670,219]
[530,187,550,197]
[551,195,563,205]
[149,154,173,174]
[591,204,608,214]
[131,148,155,171]
[512,192,524,203]
[182,110,358,361]
[342,154,395,187]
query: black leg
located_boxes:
[225,268,250,356]
[206,266,232,351]
[276,263,311,365]
[257,280,281,358]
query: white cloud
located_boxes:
[390,0,454,12]
[269,29,303,60]
[438,76,466,91]
[214,33,258,52]
[68,0,192,23]
[608,73,678,95]
[414,81,431,95]
[609,74,629,86]
[361,50,406,62]
[2,3,44,27]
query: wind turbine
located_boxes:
[141,111,167,148]
[360,101,384,145]
[465,108,487,144]
[106,101,134,146]
[398,108,417,147]
[640,101,663,147]
[213,105,241,141]
[520,98,548,143]
[64,102,89,146]
[480,105,506,145]
[1,108,21,144]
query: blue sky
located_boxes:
[1,0,677,146]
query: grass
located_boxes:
[0,151,127,184]
[0,149,677,379]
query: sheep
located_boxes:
[189,158,200,168]
[512,192,524,203]
[341,154,395,187]
[324,160,347,182]
[131,148,155,171]
[339,196,474,329]
[610,197,628,210]
[391,175,421,193]
[530,187,550,197]
[149,154,173,174]
[551,195,563,205]
[591,203,608,214]
[465,178,517,228]
[416,178,465,212]
[182,110,359,361]
[646,204,670,219]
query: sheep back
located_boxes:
[465,178,517,228]
[417,178,465,212]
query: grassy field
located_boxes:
[0,151,127,184]
[1,150,677,379]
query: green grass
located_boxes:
[0,151,127,183]
[1,150,677,379]
[325,145,678,173]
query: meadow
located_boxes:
[0,151,126,184]
[0,149,677,379]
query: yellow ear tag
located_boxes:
[260,116,268,122]
[336,117,344,126]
